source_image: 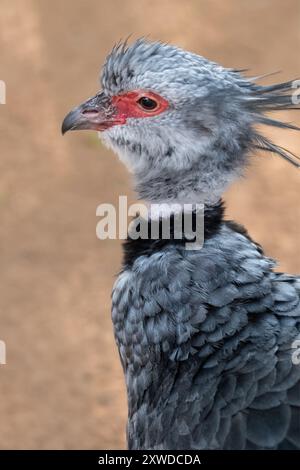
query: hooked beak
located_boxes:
[61,92,120,135]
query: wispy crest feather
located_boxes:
[246,78,300,167]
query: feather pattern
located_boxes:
[112,214,300,450]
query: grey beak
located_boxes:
[61,92,116,135]
[61,107,84,134]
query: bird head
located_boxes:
[62,39,299,205]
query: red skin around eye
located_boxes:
[111,90,169,123]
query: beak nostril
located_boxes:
[82,109,99,115]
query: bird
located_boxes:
[62,39,300,450]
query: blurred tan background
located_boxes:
[0,0,299,450]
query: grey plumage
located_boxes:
[112,226,300,449]
[62,39,300,450]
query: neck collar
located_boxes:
[122,200,225,268]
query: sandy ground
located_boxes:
[0,0,299,449]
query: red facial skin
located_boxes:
[111,90,169,125]
[62,90,169,134]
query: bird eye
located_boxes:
[137,96,158,111]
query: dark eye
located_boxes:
[137,96,158,111]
